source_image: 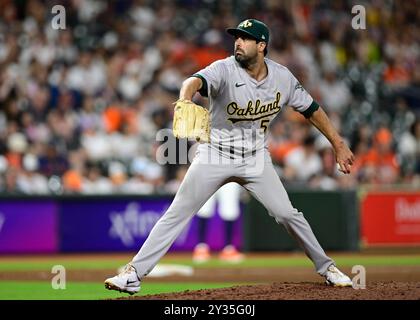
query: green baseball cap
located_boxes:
[226,19,270,44]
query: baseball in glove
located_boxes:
[172,99,210,143]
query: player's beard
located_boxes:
[234,49,258,69]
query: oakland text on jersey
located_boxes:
[226,92,281,123]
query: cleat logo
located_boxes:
[126,279,137,285]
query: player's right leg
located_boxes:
[105,160,228,294]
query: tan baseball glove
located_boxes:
[172,99,210,143]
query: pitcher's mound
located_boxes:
[118,282,420,300]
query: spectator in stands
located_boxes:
[38,145,69,178]
[82,166,113,194]
[318,71,352,115]
[284,135,322,183]
[309,148,339,190]
[17,153,49,194]
[165,165,189,194]
[398,118,420,182]
[362,127,400,184]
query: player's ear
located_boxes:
[258,41,266,54]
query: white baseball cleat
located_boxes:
[104,264,141,295]
[324,265,353,287]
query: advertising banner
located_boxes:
[0,201,58,253]
[59,197,242,252]
[361,192,420,245]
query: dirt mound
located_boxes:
[124,282,420,300]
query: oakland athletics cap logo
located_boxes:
[239,19,252,28]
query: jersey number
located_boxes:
[260,119,269,133]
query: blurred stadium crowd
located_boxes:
[0,0,419,195]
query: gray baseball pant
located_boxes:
[131,149,334,278]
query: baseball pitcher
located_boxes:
[105,19,355,295]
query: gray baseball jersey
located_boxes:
[192,56,319,160]
[130,56,334,280]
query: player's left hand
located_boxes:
[172,99,211,143]
[334,142,355,174]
